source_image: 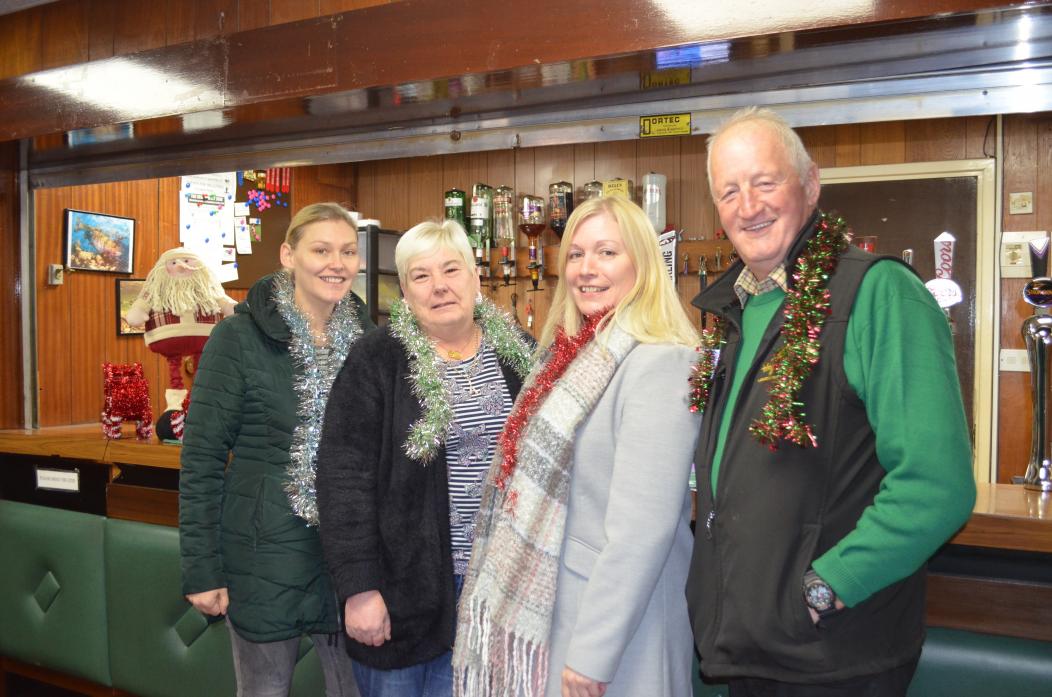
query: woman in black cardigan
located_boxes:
[316,219,531,697]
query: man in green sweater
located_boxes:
[685,107,976,695]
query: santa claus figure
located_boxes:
[124,248,235,438]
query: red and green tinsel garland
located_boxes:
[688,212,849,450]
[688,317,725,414]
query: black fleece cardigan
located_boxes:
[316,326,526,670]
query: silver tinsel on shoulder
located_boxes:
[389,297,531,464]
[273,271,364,525]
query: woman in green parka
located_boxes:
[179,202,372,697]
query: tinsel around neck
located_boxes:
[389,297,532,464]
[688,211,849,450]
[274,271,364,524]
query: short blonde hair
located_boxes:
[395,219,475,285]
[706,106,814,199]
[285,202,359,247]
[539,196,698,349]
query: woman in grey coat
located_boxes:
[453,196,701,697]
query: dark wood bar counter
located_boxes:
[950,483,1052,554]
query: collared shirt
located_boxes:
[733,263,789,307]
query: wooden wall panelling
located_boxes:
[798,125,837,169]
[0,8,42,80]
[321,0,394,13]
[270,0,321,26]
[0,141,22,429]
[904,117,968,162]
[355,160,378,223]
[1001,115,1038,232]
[573,143,596,194]
[368,158,409,231]
[40,0,90,71]
[833,124,862,167]
[593,140,637,189]
[965,115,995,159]
[859,121,906,165]
[166,0,198,44]
[194,0,238,39]
[997,115,1040,482]
[35,187,74,426]
[114,0,168,56]
[87,0,117,61]
[237,0,270,32]
[406,156,443,226]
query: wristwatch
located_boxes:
[802,569,838,618]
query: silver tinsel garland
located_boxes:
[273,271,364,525]
[389,297,531,464]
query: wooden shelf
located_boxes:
[950,482,1052,554]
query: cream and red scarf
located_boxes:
[452,318,638,697]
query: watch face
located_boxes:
[805,581,835,612]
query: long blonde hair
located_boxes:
[538,196,699,350]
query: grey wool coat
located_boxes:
[545,342,700,697]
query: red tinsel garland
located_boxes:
[494,311,606,490]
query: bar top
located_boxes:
[0,424,181,469]
[1,427,1050,552]
[951,482,1052,554]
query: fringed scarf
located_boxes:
[452,321,638,697]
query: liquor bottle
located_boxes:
[583,180,603,201]
[519,195,546,291]
[494,185,517,284]
[469,183,494,268]
[549,181,574,239]
[444,188,467,229]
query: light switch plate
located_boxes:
[1000,348,1030,372]
[47,264,64,285]
[1001,231,1049,278]
[1009,191,1034,215]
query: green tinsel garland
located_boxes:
[389,297,532,463]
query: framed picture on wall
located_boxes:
[64,209,135,273]
[115,278,146,336]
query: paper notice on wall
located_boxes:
[215,262,239,284]
[234,216,253,254]
[221,246,237,262]
[180,173,237,270]
[233,201,249,217]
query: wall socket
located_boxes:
[46,264,64,286]
[1001,231,1049,278]
[1000,348,1030,372]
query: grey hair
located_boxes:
[706,106,814,199]
[394,218,475,285]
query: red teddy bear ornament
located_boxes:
[101,362,153,440]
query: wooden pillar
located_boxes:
[0,140,22,429]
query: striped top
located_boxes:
[442,341,513,575]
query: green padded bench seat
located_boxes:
[105,516,325,697]
[0,500,110,687]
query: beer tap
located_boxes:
[1023,235,1052,492]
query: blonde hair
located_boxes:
[285,202,359,247]
[706,106,814,198]
[538,196,699,350]
[395,219,475,285]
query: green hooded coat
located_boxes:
[179,273,373,641]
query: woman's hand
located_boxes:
[561,667,607,697]
[185,587,229,616]
[344,590,391,646]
